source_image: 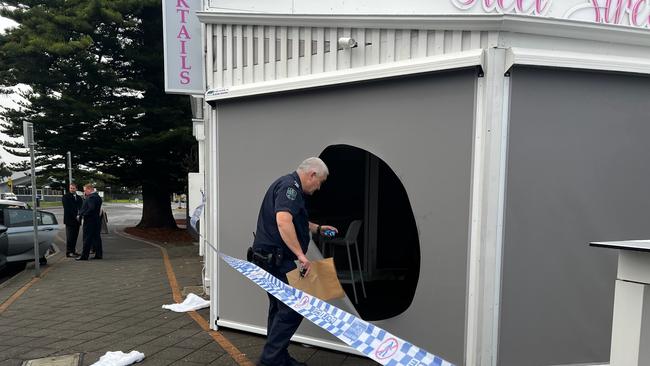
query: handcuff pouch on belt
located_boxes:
[247,246,283,268]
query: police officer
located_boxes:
[76,183,103,260]
[251,157,338,366]
[62,183,83,257]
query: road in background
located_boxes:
[0,203,186,285]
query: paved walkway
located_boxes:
[0,223,376,366]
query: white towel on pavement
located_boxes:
[162,293,210,312]
[91,351,145,366]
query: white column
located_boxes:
[208,106,220,330]
[610,250,650,366]
[465,46,510,366]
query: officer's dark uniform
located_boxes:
[62,191,83,256]
[252,171,309,366]
[78,192,103,260]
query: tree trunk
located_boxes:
[137,182,177,228]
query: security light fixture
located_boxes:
[338,37,358,49]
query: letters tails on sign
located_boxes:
[176,0,192,85]
[163,0,203,94]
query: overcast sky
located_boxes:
[0,15,26,165]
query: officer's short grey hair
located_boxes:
[297,157,329,177]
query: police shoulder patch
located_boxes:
[286,187,298,200]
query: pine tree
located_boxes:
[0,0,195,227]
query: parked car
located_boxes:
[0,199,28,209]
[0,207,58,270]
[1,192,18,201]
[0,226,8,271]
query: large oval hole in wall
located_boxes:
[307,145,420,321]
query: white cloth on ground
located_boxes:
[91,351,145,366]
[162,293,210,312]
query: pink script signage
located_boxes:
[163,0,203,94]
[451,0,552,15]
[451,0,650,29]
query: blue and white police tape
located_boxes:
[220,253,455,366]
[189,196,454,365]
[189,190,205,230]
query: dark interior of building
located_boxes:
[307,144,420,321]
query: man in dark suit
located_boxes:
[76,183,103,260]
[62,183,83,257]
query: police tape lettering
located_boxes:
[190,195,454,366]
[219,254,455,366]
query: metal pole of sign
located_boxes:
[67,151,73,186]
[23,122,39,277]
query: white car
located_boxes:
[0,199,27,209]
[1,192,18,201]
[0,206,58,270]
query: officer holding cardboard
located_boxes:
[250,157,338,366]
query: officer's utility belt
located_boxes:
[247,245,284,268]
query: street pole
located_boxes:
[67,151,72,186]
[23,122,39,277]
[30,143,39,277]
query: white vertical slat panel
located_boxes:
[208,23,491,88]
[278,26,288,79]
[487,31,499,48]
[300,27,312,76]
[206,25,214,88]
[417,29,428,58]
[369,28,380,65]
[470,31,482,50]
[451,30,463,52]
[326,28,337,71]
[313,27,325,73]
[385,29,396,64]
[224,25,233,88]
[245,25,254,84]
[311,28,325,74]
[266,26,276,81]
[254,26,264,82]
[411,29,418,58]
[397,29,411,61]
[350,28,365,68]
[214,25,223,88]
[461,31,471,51]
[234,25,243,86]
[289,27,300,77]
[338,27,351,69]
[433,30,445,56]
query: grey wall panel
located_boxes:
[500,67,650,366]
[216,69,476,364]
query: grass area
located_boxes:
[38,201,62,208]
[109,199,140,203]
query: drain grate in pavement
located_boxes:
[22,353,81,366]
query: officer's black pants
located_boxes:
[65,224,80,254]
[260,269,303,365]
[81,223,102,259]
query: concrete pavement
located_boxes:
[0,213,377,366]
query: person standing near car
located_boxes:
[76,183,103,260]
[62,183,83,257]
[250,157,338,366]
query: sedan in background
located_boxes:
[0,207,59,270]
[0,193,18,201]
[0,226,7,271]
[0,199,28,209]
